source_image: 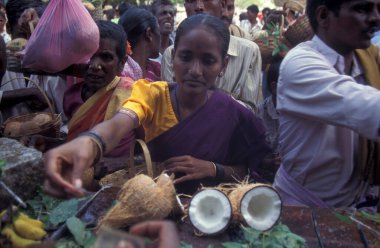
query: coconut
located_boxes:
[97,173,179,229]
[33,113,52,126]
[188,189,232,235]
[156,173,185,216]
[19,121,40,135]
[229,183,282,231]
[4,121,22,137]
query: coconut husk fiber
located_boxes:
[228,183,269,222]
[97,174,178,229]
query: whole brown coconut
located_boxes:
[97,174,178,229]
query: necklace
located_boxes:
[174,86,209,121]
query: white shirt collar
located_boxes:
[313,35,363,77]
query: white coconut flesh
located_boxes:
[240,186,281,231]
[189,189,232,235]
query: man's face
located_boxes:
[184,0,224,18]
[326,0,380,51]
[221,0,234,27]
[156,5,175,36]
[247,10,258,22]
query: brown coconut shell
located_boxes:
[229,183,270,222]
[97,174,177,229]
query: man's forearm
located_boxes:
[0,88,38,108]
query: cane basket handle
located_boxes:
[127,139,154,178]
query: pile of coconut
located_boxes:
[3,113,54,137]
[97,173,281,236]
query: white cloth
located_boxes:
[0,71,67,125]
[161,35,263,111]
[1,31,11,44]
[274,35,380,207]
[257,96,279,153]
[240,19,263,38]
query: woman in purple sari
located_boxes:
[43,14,270,198]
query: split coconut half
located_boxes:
[188,189,232,235]
[229,184,282,231]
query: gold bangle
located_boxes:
[87,136,103,164]
[211,162,217,178]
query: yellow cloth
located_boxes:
[355,45,380,89]
[68,76,123,129]
[122,79,178,142]
[356,45,380,184]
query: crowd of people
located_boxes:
[0,0,380,243]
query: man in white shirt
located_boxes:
[274,0,380,208]
[239,4,263,40]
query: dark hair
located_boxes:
[104,9,116,21]
[267,60,282,94]
[118,2,132,18]
[6,0,45,34]
[239,12,248,21]
[307,0,347,32]
[118,7,159,49]
[150,0,174,16]
[96,20,127,61]
[247,4,259,14]
[174,14,230,58]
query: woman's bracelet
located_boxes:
[78,131,106,164]
[211,162,217,178]
[215,163,225,181]
[211,162,225,181]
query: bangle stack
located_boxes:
[78,131,106,164]
[211,162,225,181]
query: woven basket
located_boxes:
[1,77,62,139]
[283,15,314,48]
[99,139,164,188]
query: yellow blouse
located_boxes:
[122,79,178,142]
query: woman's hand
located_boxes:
[129,221,180,248]
[43,136,98,198]
[163,156,215,184]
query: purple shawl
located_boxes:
[148,90,270,194]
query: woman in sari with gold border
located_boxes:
[63,20,135,157]
[44,15,270,198]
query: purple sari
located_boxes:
[148,90,270,194]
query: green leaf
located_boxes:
[180,241,193,248]
[242,225,260,244]
[221,242,246,248]
[207,245,214,248]
[66,216,95,247]
[66,217,86,245]
[49,198,81,226]
[335,213,353,223]
[359,210,380,223]
[272,46,281,56]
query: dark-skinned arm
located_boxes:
[0,88,47,109]
[43,112,135,198]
